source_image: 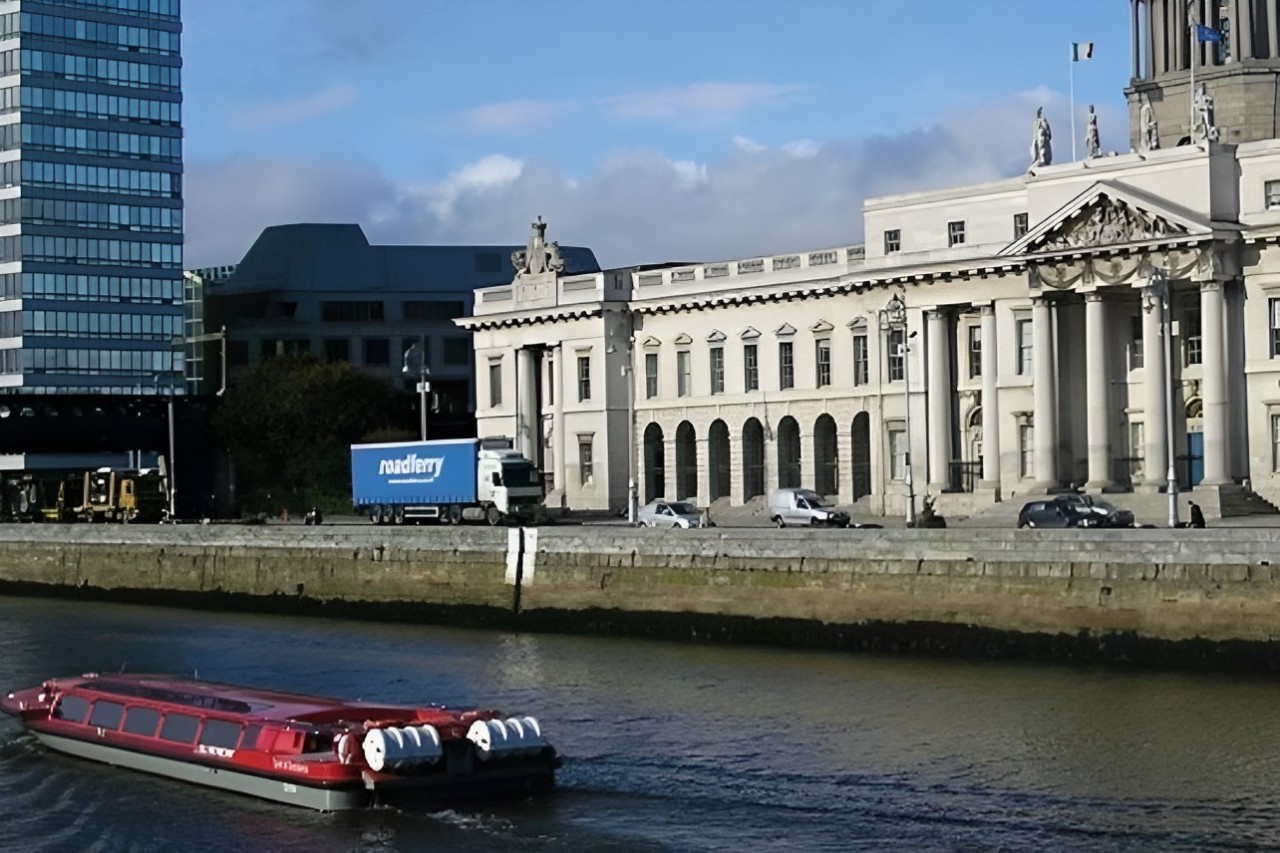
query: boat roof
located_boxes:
[50,673,426,722]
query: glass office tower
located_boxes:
[0,0,183,396]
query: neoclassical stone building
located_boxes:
[460,4,1280,519]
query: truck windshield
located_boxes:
[501,462,542,488]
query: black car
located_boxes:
[1016,500,1084,529]
[1016,495,1135,529]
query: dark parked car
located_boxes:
[1016,495,1135,529]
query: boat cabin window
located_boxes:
[88,700,125,730]
[53,694,90,723]
[122,706,161,737]
[159,712,200,744]
[198,719,242,750]
[239,724,262,750]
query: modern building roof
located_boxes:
[217,224,601,295]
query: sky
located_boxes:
[181,0,1136,270]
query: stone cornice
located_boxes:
[456,303,606,331]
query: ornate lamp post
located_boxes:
[1143,272,1179,528]
[879,294,916,526]
[402,336,430,441]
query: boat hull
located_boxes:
[34,730,369,811]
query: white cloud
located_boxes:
[461,100,568,131]
[231,83,360,130]
[186,91,1107,270]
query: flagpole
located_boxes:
[1069,43,1077,161]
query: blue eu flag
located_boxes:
[1195,24,1223,43]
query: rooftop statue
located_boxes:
[1029,107,1052,169]
[512,215,566,278]
[1085,105,1101,159]
[1140,96,1159,151]
[1193,83,1220,143]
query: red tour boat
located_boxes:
[2,673,558,811]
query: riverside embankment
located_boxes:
[3,524,1280,668]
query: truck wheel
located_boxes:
[447,505,462,525]
[368,508,380,524]
[486,506,503,526]
[772,516,785,529]
[392,506,405,525]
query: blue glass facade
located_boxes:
[0,0,182,395]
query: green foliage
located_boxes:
[212,355,401,515]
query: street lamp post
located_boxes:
[626,339,638,525]
[1145,272,1179,528]
[402,335,430,441]
[880,294,916,526]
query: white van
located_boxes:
[767,488,850,528]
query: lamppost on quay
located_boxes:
[402,336,431,441]
[608,340,639,525]
[1143,271,1179,528]
[879,294,916,526]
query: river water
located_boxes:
[1,596,1279,851]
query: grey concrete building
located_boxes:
[207,223,599,438]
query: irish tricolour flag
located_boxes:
[1072,42,1094,61]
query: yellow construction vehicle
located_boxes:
[75,468,165,523]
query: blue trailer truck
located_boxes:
[351,438,545,525]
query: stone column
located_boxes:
[1173,0,1185,70]
[1153,0,1165,74]
[695,437,711,507]
[926,309,952,491]
[664,438,679,501]
[980,305,1001,492]
[1271,0,1280,60]
[1200,279,1230,484]
[799,427,816,494]
[762,427,777,495]
[1238,0,1253,61]
[1147,0,1158,75]
[1031,297,1059,490]
[1142,298,1168,489]
[729,425,745,505]
[514,345,535,458]
[552,347,566,507]
[1132,0,1142,78]
[1084,293,1114,490]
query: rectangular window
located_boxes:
[321,300,384,322]
[677,350,691,397]
[403,300,465,321]
[159,713,200,744]
[1016,318,1032,376]
[88,700,125,730]
[948,220,966,247]
[1267,180,1280,211]
[1184,308,1202,366]
[968,326,982,378]
[199,720,243,751]
[1271,298,1280,357]
[442,337,469,365]
[779,341,794,389]
[488,358,502,407]
[883,229,901,254]
[1013,212,1029,239]
[1018,423,1034,478]
[815,339,831,387]
[363,338,389,366]
[122,706,161,737]
[888,428,906,480]
[887,329,905,382]
[577,355,591,401]
[709,346,724,394]
[1130,314,1145,369]
[323,338,349,362]
[1273,415,1280,472]
[852,334,869,386]
[578,437,593,485]
[743,344,759,391]
[644,352,658,398]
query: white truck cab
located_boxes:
[477,449,544,522]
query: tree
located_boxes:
[212,355,404,515]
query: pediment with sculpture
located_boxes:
[1032,195,1188,253]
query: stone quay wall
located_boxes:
[2,525,1280,666]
